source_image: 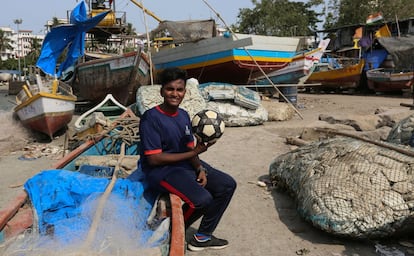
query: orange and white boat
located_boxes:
[14,77,77,139]
[152,21,301,85]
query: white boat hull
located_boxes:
[14,93,76,139]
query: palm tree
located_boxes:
[51,17,61,28]
[26,37,42,65]
[0,29,13,57]
[125,23,137,36]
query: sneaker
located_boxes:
[187,234,229,251]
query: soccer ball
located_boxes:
[191,109,225,143]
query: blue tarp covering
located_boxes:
[36,1,109,77]
[23,169,167,250]
[362,49,388,71]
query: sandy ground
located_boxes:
[2,84,414,256]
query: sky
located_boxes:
[2,0,254,35]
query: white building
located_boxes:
[0,27,15,61]
[0,26,45,61]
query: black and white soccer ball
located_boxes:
[191,109,225,143]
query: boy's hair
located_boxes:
[158,67,187,86]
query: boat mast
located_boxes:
[130,0,165,86]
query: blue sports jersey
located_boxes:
[140,105,195,174]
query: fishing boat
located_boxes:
[0,109,185,255]
[13,78,77,139]
[305,56,365,90]
[73,94,127,140]
[151,20,301,84]
[365,36,414,92]
[366,68,414,92]
[35,0,150,106]
[71,50,151,105]
[13,1,109,140]
[250,39,330,85]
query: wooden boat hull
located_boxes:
[251,39,330,85]
[306,60,365,89]
[0,110,185,255]
[153,33,300,84]
[252,50,324,84]
[366,68,414,92]
[73,51,151,105]
[14,92,76,139]
[184,60,285,85]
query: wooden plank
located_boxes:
[400,103,414,108]
[169,194,185,256]
[3,207,33,239]
[0,192,28,231]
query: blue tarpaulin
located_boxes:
[362,49,388,71]
[36,1,109,77]
[23,169,168,250]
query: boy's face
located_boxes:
[160,79,186,108]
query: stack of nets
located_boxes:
[387,113,414,146]
[270,137,414,238]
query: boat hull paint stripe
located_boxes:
[14,92,76,112]
[155,49,295,70]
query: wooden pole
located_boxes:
[315,127,414,157]
[82,143,126,250]
[140,0,154,85]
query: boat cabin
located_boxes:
[86,0,127,42]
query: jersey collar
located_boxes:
[156,105,179,117]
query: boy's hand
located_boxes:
[193,135,215,155]
[196,169,208,187]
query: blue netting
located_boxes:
[22,169,168,251]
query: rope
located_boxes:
[86,116,140,154]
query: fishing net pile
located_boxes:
[386,113,414,146]
[269,137,414,238]
[150,20,216,43]
[2,170,169,256]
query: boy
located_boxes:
[139,67,236,251]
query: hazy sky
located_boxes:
[2,0,254,34]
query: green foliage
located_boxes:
[0,58,18,70]
[25,37,42,66]
[52,17,60,28]
[0,29,13,53]
[234,0,323,36]
[325,0,414,28]
[125,23,137,36]
[235,0,414,35]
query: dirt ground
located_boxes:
[2,86,414,255]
